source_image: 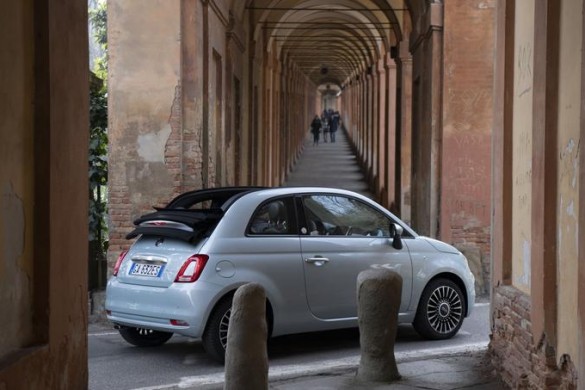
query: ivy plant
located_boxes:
[89,0,108,254]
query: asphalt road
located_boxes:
[88,302,490,390]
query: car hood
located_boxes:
[420,237,461,254]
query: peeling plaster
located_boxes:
[515,239,531,288]
[1,181,25,269]
[560,138,579,189]
[566,199,575,217]
[0,181,32,357]
[137,124,172,162]
[559,196,579,272]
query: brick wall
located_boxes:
[452,226,490,296]
[107,85,184,259]
[440,0,494,297]
[490,286,577,388]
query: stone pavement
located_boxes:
[283,127,373,198]
[183,348,505,390]
[104,127,506,390]
[267,349,505,389]
[274,129,506,389]
[182,129,505,389]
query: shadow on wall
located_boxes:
[458,245,488,297]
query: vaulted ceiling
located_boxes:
[232,0,421,88]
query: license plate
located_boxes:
[130,262,164,277]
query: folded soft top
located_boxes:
[125,208,223,242]
[125,187,265,242]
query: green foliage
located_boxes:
[90,0,108,82]
[89,0,108,251]
[90,2,107,47]
[89,0,108,83]
[89,83,108,244]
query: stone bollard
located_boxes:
[224,283,268,390]
[356,269,402,383]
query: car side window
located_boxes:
[302,195,391,237]
[249,199,292,235]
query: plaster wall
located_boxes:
[410,5,439,237]
[511,0,534,295]
[0,0,88,387]
[181,0,205,193]
[225,25,245,185]
[398,44,413,224]
[208,5,228,187]
[491,1,582,386]
[555,0,581,364]
[0,0,36,359]
[376,60,388,204]
[253,33,267,184]
[108,0,181,254]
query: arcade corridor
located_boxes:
[1,1,584,388]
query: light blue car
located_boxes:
[106,186,475,362]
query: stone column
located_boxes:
[376,58,387,203]
[224,283,268,390]
[356,269,402,383]
[397,41,413,224]
[385,56,398,212]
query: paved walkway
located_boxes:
[283,128,373,198]
[269,128,507,390]
[186,349,505,390]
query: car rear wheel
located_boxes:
[413,278,465,340]
[202,296,232,363]
[118,327,173,347]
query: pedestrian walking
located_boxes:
[329,111,340,143]
[310,115,322,146]
[322,116,330,143]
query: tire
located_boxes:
[413,278,465,340]
[118,327,173,347]
[202,296,233,363]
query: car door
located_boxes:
[299,194,413,320]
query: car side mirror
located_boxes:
[390,223,404,250]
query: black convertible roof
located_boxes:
[126,186,266,242]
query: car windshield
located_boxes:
[303,195,391,236]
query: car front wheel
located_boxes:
[413,278,465,340]
[118,327,173,347]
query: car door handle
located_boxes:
[305,257,330,266]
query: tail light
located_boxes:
[170,319,189,326]
[175,254,209,283]
[113,250,128,276]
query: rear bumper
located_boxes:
[105,278,219,338]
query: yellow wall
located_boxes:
[511,0,535,295]
[556,0,582,364]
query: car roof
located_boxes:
[246,186,372,199]
[165,186,266,209]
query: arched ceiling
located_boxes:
[238,0,413,87]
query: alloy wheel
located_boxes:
[426,285,463,334]
[219,308,231,349]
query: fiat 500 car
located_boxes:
[106,186,475,362]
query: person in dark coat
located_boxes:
[310,115,322,146]
[329,111,340,143]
